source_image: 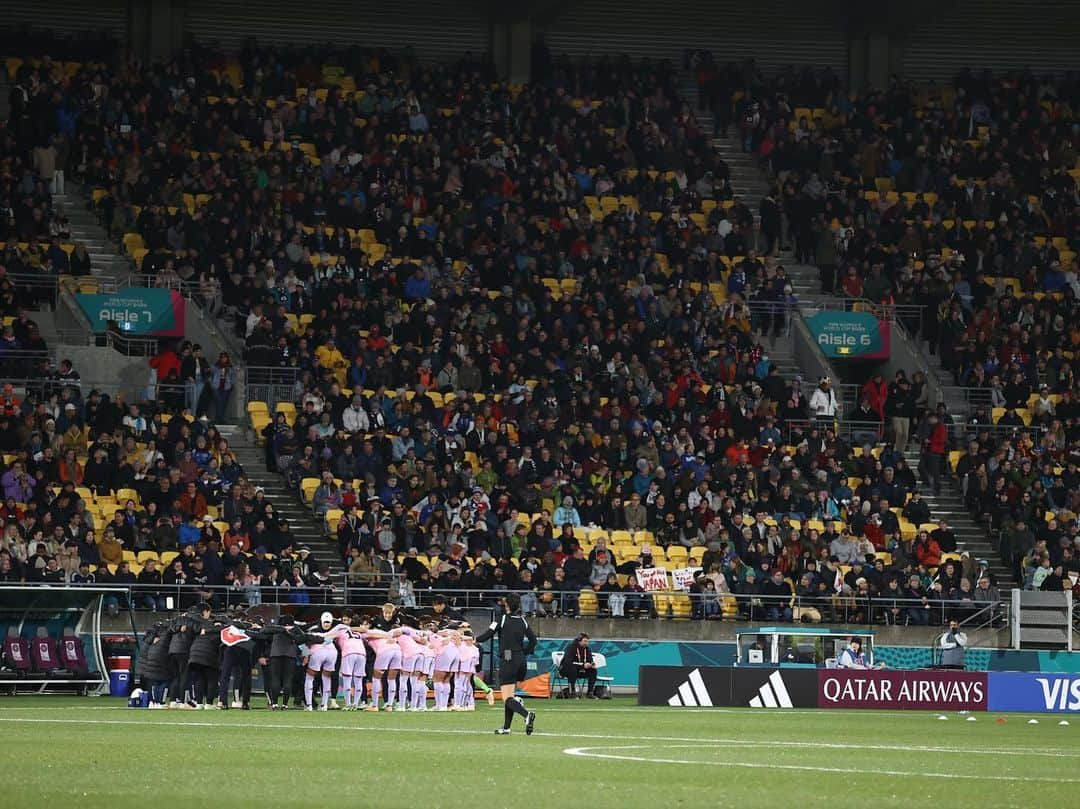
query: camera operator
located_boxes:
[938,619,968,670]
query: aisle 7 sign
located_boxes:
[75,288,185,337]
[806,310,889,359]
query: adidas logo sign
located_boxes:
[748,670,794,708]
[667,668,713,707]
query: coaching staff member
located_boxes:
[476,594,537,736]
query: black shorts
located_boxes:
[498,650,527,685]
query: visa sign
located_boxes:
[988,673,1080,713]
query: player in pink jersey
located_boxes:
[304,611,339,711]
[414,624,439,711]
[430,627,460,711]
[453,631,481,711]
[392,626,429,712]
[332,610,370,711]
[367,603,402,711]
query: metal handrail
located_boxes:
[1,580,1008,626]
[800,297,924,324]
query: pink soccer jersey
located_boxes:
[394,627,425,660]
[366,631,395,656]
[335,627,368,658]
[458,642,480,673]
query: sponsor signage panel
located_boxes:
[987,673,1080,713]
[638,666,1080,713]
[818,670,987,710]
[733,668,818,708]
[638,666,732,707]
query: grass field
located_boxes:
[0,696,1075,808]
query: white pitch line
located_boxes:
[0,716,1074,759]
[563,745,1080,784]
[0,703,1047,722]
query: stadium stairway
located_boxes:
[57,184,131,280]
[773,259,830,308]
[223,426,348,603]
[902,446,1015,589]
[677,75,770,228]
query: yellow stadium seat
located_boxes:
[578,589,599,618]
[300,478,320,504]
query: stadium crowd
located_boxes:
[719,64,1080,596]
[2,40,1079,624]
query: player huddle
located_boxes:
[304,604,488,713]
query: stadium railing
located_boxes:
[244,366,302,412]
[45,582,1006,627]
[5,373,186,404]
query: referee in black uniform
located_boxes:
[475,594,538,735]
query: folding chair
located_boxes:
[592,652,615,698]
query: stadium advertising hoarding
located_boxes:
[639,666,988,710]
[75,288,186,336]
[987,673,1080,713]
[639,666,733,707]
[806,310,889,359]
[819,670,987,710]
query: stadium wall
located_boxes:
[899,0,1080,81]
[530,638,1080,689]
[2,0,1078,82]
[541,0,850,75]
[0,0,129,40]
[182,0,493,62]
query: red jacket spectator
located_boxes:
[150,349,180,381]
[926,422,948,455]
[861,375,888,418]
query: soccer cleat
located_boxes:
[383,705,395,712]
[486,691,496,706]
[319,704,329,712]
[365,706,379,712]
[304,705,314,712]
[494,728,511,735]
[329,699,341,710]
[525,711,536,736]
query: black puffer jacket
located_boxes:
[166,613,197,656]
[139,623,174,682]
[266,623,317,659]
[187,616,224,668]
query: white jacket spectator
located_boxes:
[342,401,370,433]
[810,384,839,417]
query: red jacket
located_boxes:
[926,422,948,455]
[861,379,888,418]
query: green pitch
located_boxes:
[0,697,1074,807]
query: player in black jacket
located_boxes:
[217,614,264,710]
[263,615,320,710]
[166,607,200,705]
[475,594,537,736]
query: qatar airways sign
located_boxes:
[819,670,988,710]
